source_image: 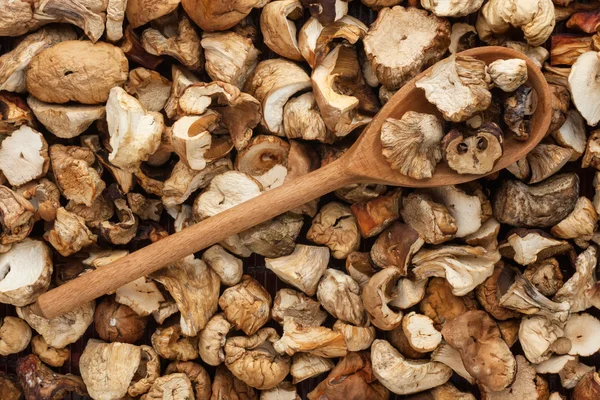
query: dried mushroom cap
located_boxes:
[301,0,349,25]
[80,339,142,400]
[476,0,555,46]
[283,92,330,143]
[106,87,164,172]
[219,275,271,336]
[413,245,499,296]
[362,267,403,330]
[272,288,327,327]
[371,339,452,395]
[0,26,77,93]
[202,245,243,286]
[431,342,476,385]
[551,35,594,67]
[443,124,504,175]
[99,198,138,245]
[350,188,401,238]
[400,192,457,245]
[151,325,198,361]
[500,229,570,265]
[465,217,501,249]
[0,316,31,356]
[183,0,268,31]
[307,351,390,400]
[17,300,95,349]
[265,245,330,296]
[212,364,258,400]
[364,6,450,89]
[335,183,387,204]
[488,58,528,92]
[423,383,477,400]
[31,335,70,367]
[551,197,597,239]
[519,315,567,364]
[261,381,300,400]
[127,345,161,397]
[165,361,211,400]
[311,15,368,67]
[193,171,262,220]
[244,58,310,135]
[125,0,180,28]
[476,263,521,321]
[583,130,600,169]
[380,112,443,179]
[274,318,347,358]
[401,312,442,353]
[480,355,545,400]
[235,135,289,180]
[291,353,334,384]
[141,373,194,400]
[390,278,428,309]
[126,193,162,222]
[573,370,600,399]
[0,125,48,187]
[548,83,571,133]
[442,310,516,392]
[569,51,600,126]
[421,0,484,17]
[552,109,586,161]
[332,320,376,352]
[317,269,367,326]
[416,55,492,123]
[449,23,478,55]
[558,358,595,390]
[94,297,147,344]
[44,208,97,257]
[526,143,573,184]
[0,93,33,135]
[124,67,172,112]
[0,185,35,245]
[555,246,597,313]
[523,258,564,297]
[152,255,220,336]
[169,114,216,171]
[225,328,290,390]
[312,45,378,137]
[164,64,199,119]
[493,173,580,227]
[115,277,165,316]
[198,313,231,366]
[239,212,304,257]
[27,40,128,104]
[307,202,360,259]
[504,85,537,141]
[563,313,600,356]
[261,0,303,61]
[201,31,260,88]
[370,222,424,274]
[16,354,87,400]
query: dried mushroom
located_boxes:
[212,364,258,400]
[307,202,360,259]
[141,373,194,400]
[563,313,600,356]
[199,313,232,366]
[272,288,328,327]
[274,318,347,358]
[555,246,598,313]
[219,275,272,336]
[291,353,334,384]
[351,189,401,238]
[402,312,442,353]
[0,125,48,187]
[346,251,377,288]
[182,0,269,32]
[552,109,586,161]
[94,296,147,344]
[442,123,504,175]
[400,192,457,244]
[362,267,403,330]
[115,277,165,316]
[480,355,547,399]
[0,373,22,400]
[16,354,87,400]
[44,208,97,257]
[0,93,33,134]
[420,278,477,328]
[488,58,528,92]
[151,325,198,361]
[99,199,138,245]
[31,335,69,368]
[317,269,367,326]
[370,222,424,274]
[569,51,600,126]
[0,316,31,356]
[499,229,570,266]
[283,92,331,143]
[165,361,212,400]
[125,67,172,112]
[261,0,303,61]
[333,320,376,352]
[265,245,330,296]
[202,245,243,286]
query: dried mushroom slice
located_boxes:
[476,263,521,321]
[400,192,457,245]
[0,93,33,134]
[431,342,476,384]
[0,125,48,187]
[312,15,368,67]
[442,123,504,175]
[219,275,272,336]
[44,208,97,257]
[169,114,217,171]
[504,85,537,141]
[488,58,528,92]
[552,110,586,161]
[183,0,268,32]
[165,361,211,400]
[363,6,450,89]
[370,222,424,274]
[202,245,243,286]
[16,355,87,400]
[291,353,334,384]
[371,339,452,395]
[422,0,484,17]
[317,269,367,326]
[420,278,478,328]
[449,23,478,54]
[128,345,161,397]
[0,239,52,306]
[307,202,360,259]
[569,51,600,126]
[198,313,232,366]
[283,92,331,143]
[272,288,327,327]
[125,67,172,112]
[151,325,198,361]
[523,258,564,297]
[563,313,600,356]
[239,212,304,257]
[401,312,442,353]
[362,267,403,330]
[225,328,290,390]
[554,246,598,313]
[212,364,258,400]
[480,355,547,400]
[274,318,347,358]
[0,316,31,356]
[332,320,376,352]
[235,135,290,190]
[380,112,443,180]
[142,373,194,400]
[265,245,330,296]
[416,55,492,123]
[351,189,401,238]
[261,0,303,61]
[551,197,597,240]
[115,277,165,316]
[526,143,573,184]
[31,335,69,367]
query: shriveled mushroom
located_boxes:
[431,342,476,384]
[307,203,360,259]
[16,354,87,400]
[291,353,334,384]
[44,208,97,257]
[0,125,48,187]
[346,251,377,289]
[17,300,95,349]
[26,40,128,104]
[333,320,376,352]
[350,189,401,238]
[519,315,569,364]
[400,192,457,244]
[141,373,194,400]
[125,0,179,28]
[272,288,328,327]
[202,245,243,286]
[317,269,367,326]
[31,335,69,368]
[127,345,161,397]
[371,339,452,395]
[362,267,403,330]
[182,0,268,31]
[380,112,443,179]
[555,246,598,313]
[99,199,138,245]
[488,58,528,92]
[442,124,504,175]
[212,364,258,399]
[479,355,547,399]
[526,143,573,184]
[94,296,147,344]
[235,135,289,190]
[261,0,303,61]
[265,245,330,296]
[151,325,198,361]
[124,67,172,112]
[152,255,220,337]
[476,263,521,321]
[261,381,299,400]
[0,93,33,135]
[169,114,216,171]
[198,313,232,366]
[219,275,272,336]
[551,197,597,240]
[283,92,331,143]
[363,6,450,89]
[274,318,347,358]
[552,110,586,161]
[0,316,31,356]
[402,312,442,353]
[522,258,564,297]
[499,229,570,266]
[239,212,304,257]
[225,328,290,390]
[165,361,211,400]
[391,278,428,309]
[504,85,538,141]
[370,222,424,274]
[568,51,600,126]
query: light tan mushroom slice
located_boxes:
[198,313,231,367]
[141,12,203,71]
[362,267,403,331]
[555,245,598,313]
[32,0,107,43]
[152,255,220,337]
[115,277,165,317]
[390,278,428,310]
[370,222,424,274]
[31,335,70,368]
[0,186,35,245]
[201,31,260,88]
[431,342,476,384]
[169,114,216,171]
[272,288,327,327]
[488,58,528,92]
[380,112,443,180]
[400,192,457,245]
[312,15,368,67]
[442,124,504,176]
[274,318,347,358]
[371,339,452,395]
[125,0,179,28]
[0,125,48,187]
[312,45,378,137]
[0,239,52,306]
[559,359,595,389]
[260,381,299,400]
[193,171,262,221]
[317,269,367,326]
[480,355,547,399]
[522,258,564,297]
[499,229,571,266]
[235,135,290,191]
[448,23,478,54]
[182,0,268,32]
[363,6,450,89]
[0,93,33,135]
[17,300,95,349]
[124,67,171,112]
[239,212,304,257]
[421,0,484,17]
[80,339,142,400]
[164,64,200,120]
[0,26,76,93]
[44,208,97,257]
[219,275,271,336]
[98,198,138,245]
[519,315,566,364]
[307,202,360,259]
[563,313,600,356]
[105,0,126,42]
[346,253,376,289]
[151,324,198,361]
[260,0,303,61]
[332,320,376,352]
[526,143,573,184]
[551,197,598,240]
[202,245,243,286]
[402,312,442,353]
[552,109,587,161]
[265,245,330,296]
[569,51,600,126]
[106,87,164,172]
[290,353,334,384]
[244,59,311,136]
[416,55,492,122]
[298,17,324,68]
[0,316,31,356]
[127,345,161,397]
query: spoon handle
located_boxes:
[32,158,354,319]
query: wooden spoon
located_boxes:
[33,46,551,318]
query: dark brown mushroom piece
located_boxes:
[16,355,87,400]
[443,123,504,175]
[0,373,21,400]
[350,189,401,238]
[419,277,478,329]
[504,85,538,141]
[94,296,147,344]
[370,222,424,274]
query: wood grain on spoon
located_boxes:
[33,46,551,319]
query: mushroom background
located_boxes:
[1,0,600,400]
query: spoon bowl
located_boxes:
[33,46,552,319]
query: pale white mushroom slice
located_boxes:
[332,320,376,352]
[115,277,165,317]
[274,318,347,358]
[554,245,597,313]
[371,339,452,395]
[559,359,595,389]
[283,92,331,143]
[202,244,243,286]
[564,313,600,356]
[27,96,105,139]
[380,112,443,180]
[0,125,48,186]
[401,312,442,353]
[421,0,485,17]
[164,64,200,120]
[519,315,565,364]
[568,51,600,126]
[290,353,334,384]
[298,17,323,68]
[193,171,262,221]
[106,0,127,42]
[260,381,299,400]
[106,87,164,172]
[261,0,303,61]
[0,239,52,306]
[488,58,528,92]
[317,269,367,326]
[265,245,330,296]
[198,313,232,366]
[124,67,172,112]
[44,208,97,257]
[551,197,598,240]
[389,278,428,309]
[400,192,457,245]
[170,114,217,171]
[235,135,290,192]
[552,110,587,161]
